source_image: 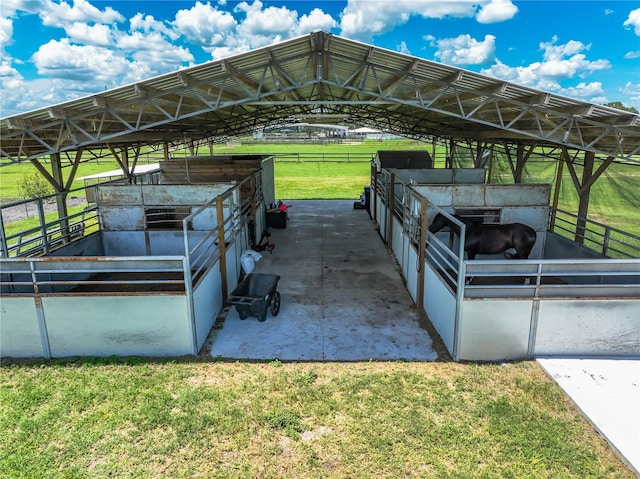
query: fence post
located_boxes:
[216,196,228,303]
[602,227,611,257]
[417,196,428,310]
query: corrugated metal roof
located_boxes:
[1,31,639,165]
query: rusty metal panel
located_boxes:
[414,185,453,206]
[535,300,640,356]
[97,186,143,205]
[453,168,486,183]
[458,299,533,361]
[141,184,232,205]
[101,206,145,230]
[484,184,551,206]
[0,297,45,357]
[43,295,192,357]
[452,185,481,206]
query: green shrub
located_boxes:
[17,171,54,200]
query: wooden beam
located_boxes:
[575,150,595,245]
[549,155,564,231]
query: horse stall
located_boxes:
[0,158,272,359]
[373,170,640,361]
[371,167,487,294]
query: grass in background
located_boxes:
[275,161,370,199]
[1,140,638,236]
[1,360,634,479]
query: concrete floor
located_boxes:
[209,200,438,361]
[538,357,640,476]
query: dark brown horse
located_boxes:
[429,213,537,260]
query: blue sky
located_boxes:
[1,0,639,117]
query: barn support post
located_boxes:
[128,146,142,183]
[447,138,455,168]
[576,151,595,244]
[561,149,613,245]
[386,172,395,247]
[50,153,69,242]
[108,145,132,181]
[416,196,428,310]
[163,142,170,161]
[371,162,377,222]
[216,195,229,302]
[514,143,534,183]
[549,154,564,230]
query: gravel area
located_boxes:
[1,197,88,223]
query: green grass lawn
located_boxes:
[0,359,634,479]
[275,161,370,199]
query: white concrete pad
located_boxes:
[538,357,640,475]
[210,200,438,361]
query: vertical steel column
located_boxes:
[30,260,52,358]
[370,162,377,222]
[182,251,198,355]
[216,196,228,302]
[452,223,467,362]
[386,172,395,247]
[416,196,428,310]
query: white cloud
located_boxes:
[340,0,516,41]
[173,1,237,48]
[295,8,337,36]
[65,22,114,46]
[624,8,640,35]
[131,13,180,41]
[234,0,298,46]
[0,17,14,50]
[620,82,640,109]
[621,81,640,97]
[38,0,123,27]
[397,41,411,55]
[624,51,640,59]
[476,0,518,24]
[481,37,611,93]
[31,38,128,82]
[433,34,496,65]
[557,81,604,98]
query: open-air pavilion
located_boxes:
[2,30,639,474]
[1,31,639,361]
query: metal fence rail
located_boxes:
[551,208,640,259]
[0,256,187,295]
